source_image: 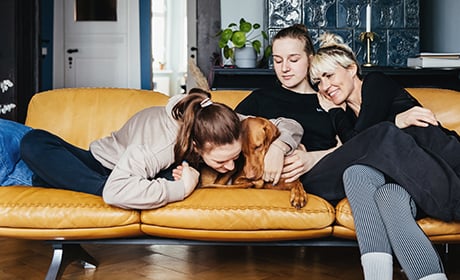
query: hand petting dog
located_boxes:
[262,139,287,185]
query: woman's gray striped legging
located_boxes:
[343,164,444,280]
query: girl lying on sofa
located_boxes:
[0,88,302,210]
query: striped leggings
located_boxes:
[343,164,445,280]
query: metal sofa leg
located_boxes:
[441,243,449,271]
[45,243,98,280]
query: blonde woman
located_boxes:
[309,33,460,280]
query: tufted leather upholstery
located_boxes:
[141,188,335,241]
[0,186,141,239]
[0,86,458,244]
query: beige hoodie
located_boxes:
[90,95,303,210]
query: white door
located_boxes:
[54,0,140,88]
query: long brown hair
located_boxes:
[172,88,241,168]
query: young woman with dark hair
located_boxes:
[236,24,341,193]
[18,88,302,210]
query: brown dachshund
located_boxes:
[200,116,308,209]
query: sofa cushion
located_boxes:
[24,88,250,149]
[406,88,460,132]
[211,90,251,109]
[0,186,142,239]
[334,198,460,242]
[140,188,335,241]
[25,88,169,149]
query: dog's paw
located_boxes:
[289,184,308,209]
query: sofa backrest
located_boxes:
[24,88,252,149]
[25,88,170,148]
[24,87,459,149]
[210,90,251,109]
[212,88,460,133]
[407,88,460,133]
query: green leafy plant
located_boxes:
[217,18,271,61]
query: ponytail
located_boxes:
[173,88,241,168]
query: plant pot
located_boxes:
[234,47,257,68]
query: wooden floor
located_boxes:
[1,238,459,280]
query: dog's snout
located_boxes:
[244,168,256,179]
[244,159,264,180]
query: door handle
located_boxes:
[190,47,197,58]
[67,49,79,54]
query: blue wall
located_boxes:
[267,0,420,67]
[39,0,54,91]
[420,0,460,53]
[140,0,152,89]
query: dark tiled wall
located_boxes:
[267,0,420,67]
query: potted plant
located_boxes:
[217,18,271,68]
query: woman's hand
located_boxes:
[173,161,199,197]
[281,144,339,183]
[262,139,287,185]
[280,145,309,182]
[317,92,345,112]
[395,106,438,129]
[172,164,183,181]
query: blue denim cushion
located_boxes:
[0,119,33,185]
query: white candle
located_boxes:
[366,4,372,32]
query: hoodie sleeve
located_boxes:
[102,145,185,210]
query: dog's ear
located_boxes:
[261,118,280,146]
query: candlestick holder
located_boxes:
[359,31,376,67]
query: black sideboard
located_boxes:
[210,66,460,91]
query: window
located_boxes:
[75,0,117,21]
[152,0,187,95]
[152,0,167,70]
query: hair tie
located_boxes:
[200,97,213,108]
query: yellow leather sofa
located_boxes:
[1,87,459,279]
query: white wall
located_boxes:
[220,0,264,30]
[220,0,265,63]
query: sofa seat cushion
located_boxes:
[140,188,335,241]
[334,198,460,242]
[0,187,142,239]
